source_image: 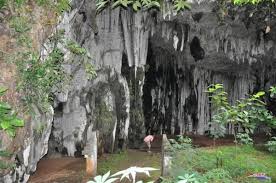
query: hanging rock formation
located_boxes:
[48,0,276,156]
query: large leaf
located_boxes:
[132,0,141,11]
[102,171,111,182]
[0,120,11,130]
[112,167,158,182]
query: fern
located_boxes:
[97,0,190,12]
[0,87,24,137]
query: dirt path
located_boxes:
[28,150,161,183]
[28,157,86,183]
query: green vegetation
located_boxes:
[269,86,276,97]
[168,135,193,151]
[66,40,97,80]
[0,0,5,9]
[98,151,129,174]
[0,147,14,170]
[176,173,199,183]
[207,84,276,145]
[89,167,157,183]
[233,0,275,5]
[236,133,253,145]
[162,84,276,182]
[0,0,70,15]
[66,41,87,55]
[96,0,190,12]
[1,0,95,113]
[3,1,71,113]
[96,0,276,14]
[98,150,161,182]
[169,145,276,182]
[0,150,11,157]
[0,161,15,170]
[0,87,24,137]
[265,137,276,153]
[17,47,66,111]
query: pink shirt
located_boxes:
[144,135,154,143]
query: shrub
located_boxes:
[200,168,232,183]
[177,173,199,183]
[207,84,276,142]
[169,135,193,150]
[236,133,253,145]
[0,0,5,9]
[265,137,276,153]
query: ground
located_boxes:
[169,145,276,183]
[28,150,161,183]
[28,134,272,183]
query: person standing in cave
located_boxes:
[144,135,154,153]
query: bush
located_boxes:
[207,84,276,141]
[200,168,232,183]
[0,0,5,9]
[169,135,193,150]
[236,133,253,145]
[265,137,276,153]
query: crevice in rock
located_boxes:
[190,36,205,62]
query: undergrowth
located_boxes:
[169,146,276,182]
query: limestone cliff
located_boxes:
[48,0,276,158]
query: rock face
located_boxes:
[47,0,276,156]
[0,105,54,183]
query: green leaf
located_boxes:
[0,120,11,130]
[173,0,191,12]
[132,0,142,11]
[96,0,109,11]
[6,128,16,137]
[0,102,11,110]
[253,91,265,98]
[10,118,24,127]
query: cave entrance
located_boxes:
[142,39,199,136]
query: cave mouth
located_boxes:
[142,40,199,136]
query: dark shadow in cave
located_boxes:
[143,41,199,136]
[190,36,205,62]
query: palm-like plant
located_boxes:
[112,166,158,183]
[177,174,199,183]
[87,167,158,183]
[87,171,118,183]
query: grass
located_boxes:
[170,145,276,182]
[97,150,161,182]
